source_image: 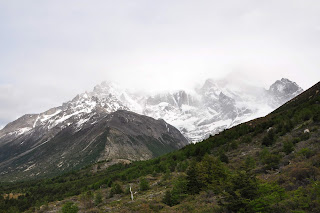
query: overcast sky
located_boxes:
[0,0,320,128]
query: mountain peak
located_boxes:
[269,78,302,94]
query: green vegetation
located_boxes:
[1,82,320,212]
[61,202,78,213]
[139,177,150,191]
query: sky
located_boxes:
[0,0,320,128]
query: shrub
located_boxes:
[298,148,314,159]
[260,148,281,170]
[313,111,320,122]
[219,152,229,164]
[241,135,252,144]
[139,178,150,191]
[61,202,78,213]
[244,156,256,170]
[249,183,287,212]
[186,162,201,195]
[300,132,310,141]
[162,190,175,206]
[80,191,94,209]
[94,191,102,206]
[221,170,258,212]
[262,129,276,146]
[110,182,123,197]
[162,176,188,206]
[283,141,294,154]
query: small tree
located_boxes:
[139,178,150,191]
[186,162,201,195]
[110,182,123,197]
[244,156,256,170]
[94,191,102,206]
[262,129,275,146]
[220,152,229,164]
[162,190,174,206]
[283,141,294,154]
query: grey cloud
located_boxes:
[0,0,320,126]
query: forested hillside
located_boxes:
[1,82,320,212]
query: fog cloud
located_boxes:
[1,0,320,126]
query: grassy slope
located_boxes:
[1,82,320,213]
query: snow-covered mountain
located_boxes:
[143,78,303,142]
[0,78,303,145]
[0,78,303,181]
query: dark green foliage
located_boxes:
[176,161,188,172]
[162,176,188,206]
[244,156,256,170]
[186,162,201,195]
[221,170,258,212]
[230,140,239,150]
[300,132,310,141]
[110,182,123,197]
[61,202,78,213]
[94,191,102,206]
[283,140,294,154]
[162,190,175,207]
[260,148,281,170]
[298,148,314,159]
[313,110,320,122]
[262,129,276,146]
[139,178,150,191]
[241,135,252,144]
[298,108,313,121]
[219,152,229,164]
[248,183,286,212]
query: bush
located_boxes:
[219,152,229,164]
[162,176,188,206]
[313,111,320,122]
[249,183,287,212]
[139,178,150,191]
[241,135,253,144]
[61,202,78,213]
[298,148,314,159]
[300,132,310,141]
[162,190,175,206]
[262,129,276,146]
[260,148,281,170]
[221,170,258,212]
[283,141,294,154]
[244,156,256,170]
[186,162,201,195]
[110,182,123,197]
[94,191,102,206]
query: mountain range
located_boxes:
[0,77,302,180]
[1,80,318,212]
[0,78,302,144]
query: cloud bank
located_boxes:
[0,0,320,126]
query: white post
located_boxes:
[130,185,134,201]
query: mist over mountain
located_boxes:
[1,77,302,144]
